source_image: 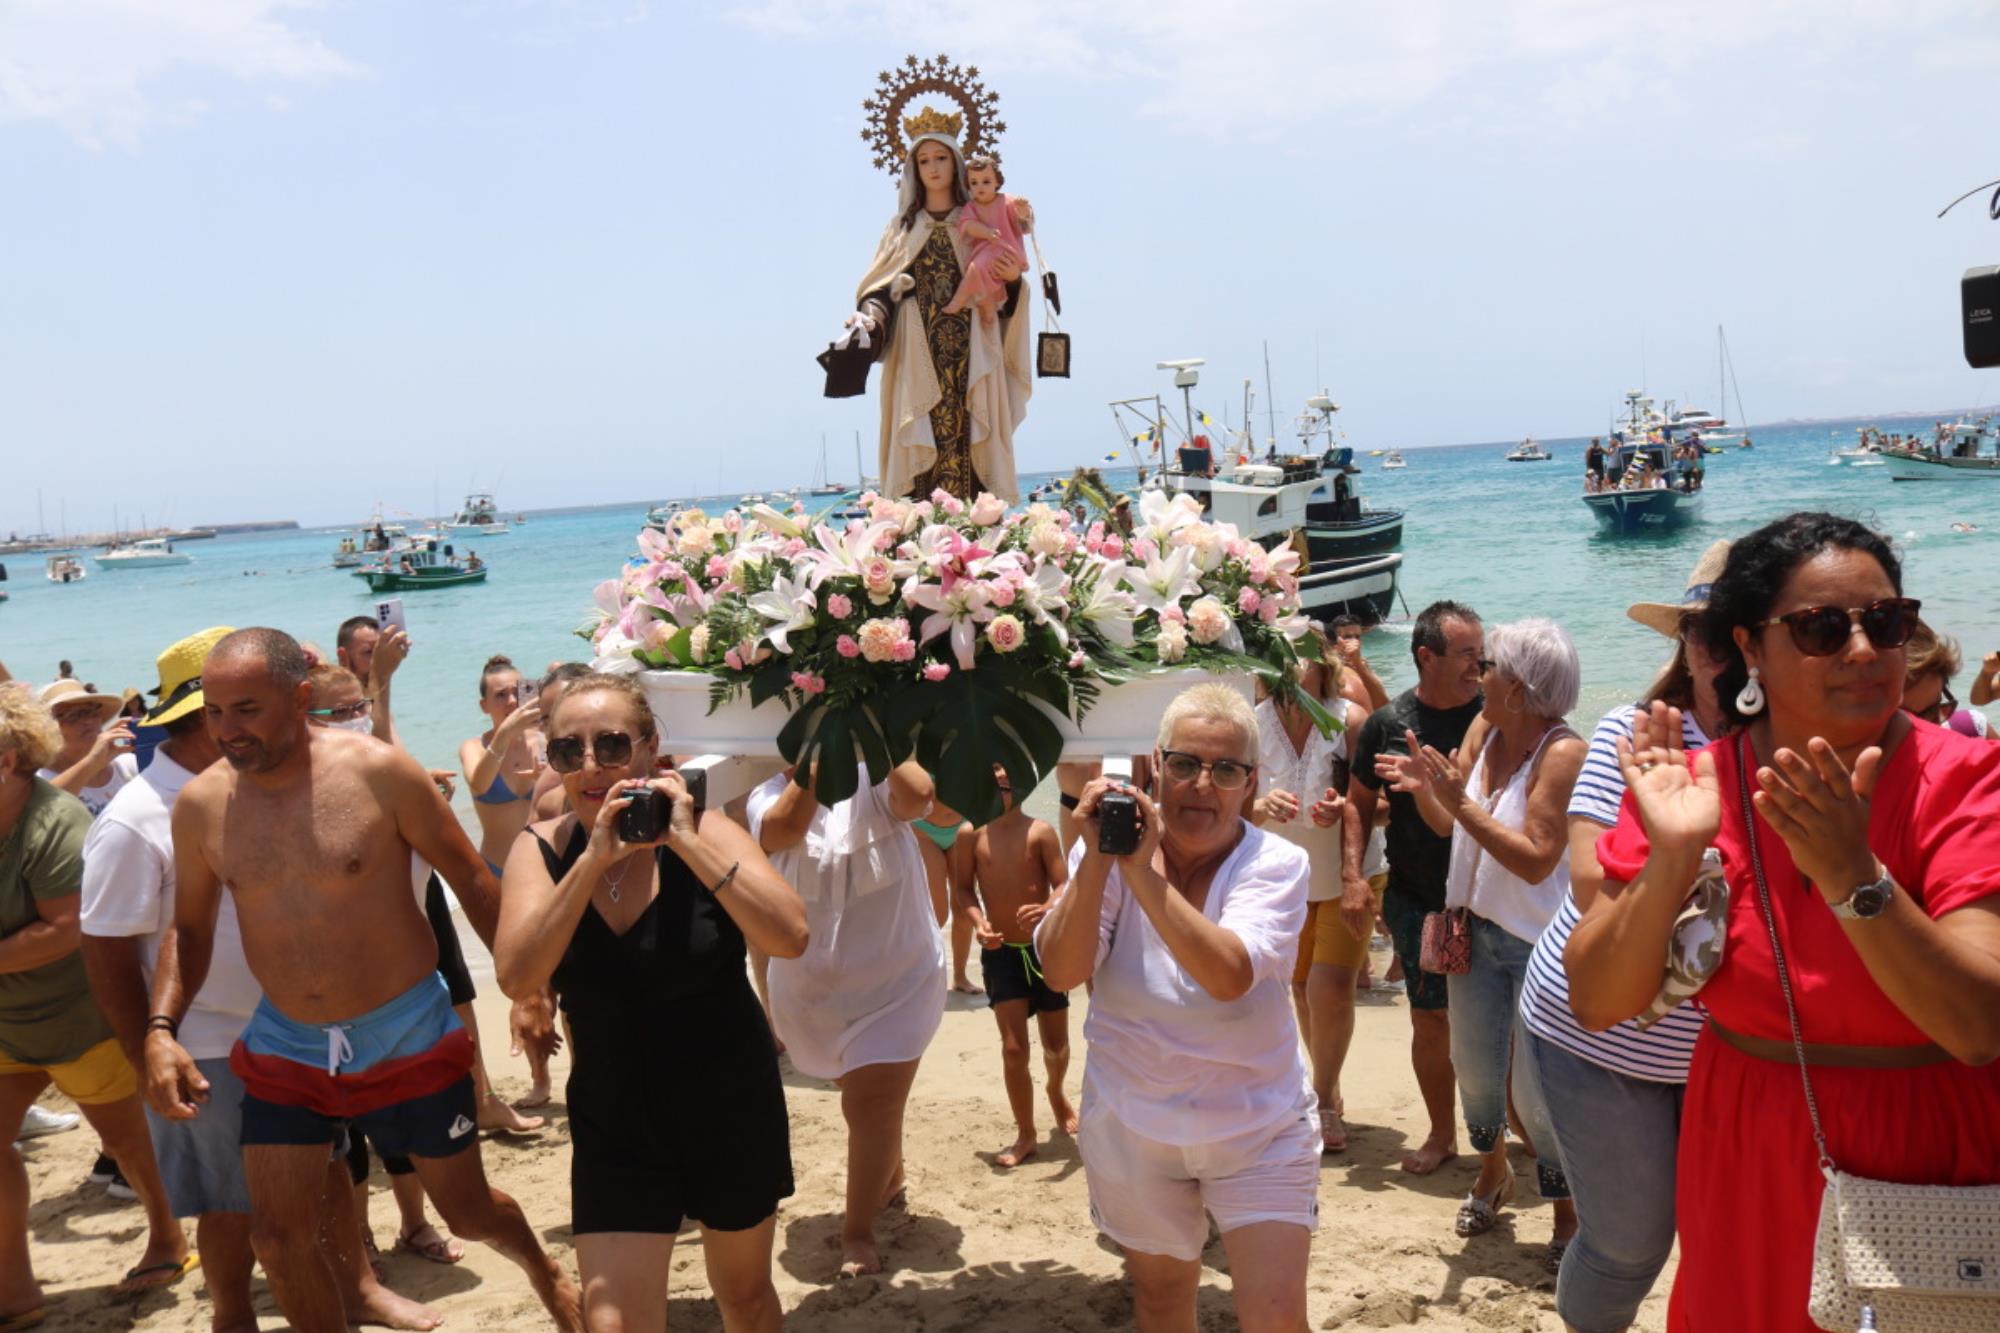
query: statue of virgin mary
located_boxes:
[843,101,1033,503]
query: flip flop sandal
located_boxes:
[0,1309,46,1332]
[1318,1107,1348,1154]
[396,1226,466,1265]
[116,1252,200,1294]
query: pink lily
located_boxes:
[903,575,995,671]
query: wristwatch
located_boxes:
[1828,872,1895,921]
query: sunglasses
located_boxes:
[1916,683,1958,724]
[307,700,372,722]
[1758,597,1922,658]
[1158,749,1255,790]
[546,730,635,774]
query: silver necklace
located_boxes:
[601,851,646,904]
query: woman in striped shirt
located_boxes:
[1513,541,1730,1333]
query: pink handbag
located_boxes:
[1419,906,1471,975]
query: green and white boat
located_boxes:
[354,543,488,591]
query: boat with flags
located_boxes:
[1582,390,1704,532]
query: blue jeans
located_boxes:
[1519,1031,1683,1333]
[1445,912,1568,1198]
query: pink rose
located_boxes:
[837,634,861,658]
[969,493,1008,526]
[790,671,826,695]
[782,538,807,558]
[930,488,953,508]
[892,639,916,662]
[827,593,853,619]
[1160,604,1187,625]
[859,490,880,506]
[939,494,965,517]
[857,617,910,664]
[861,556,896,602]
[922,662,951,682]
[1130,536,1155,564]
[1101,535,1125,559]
[985,614,1026,654]
[1086,521,1106,545]
[722,511,743,534]
[986,578,1017,608]
[705,554,731,581]
[1237,587,1262,615]
[1260,599,1281,623]
[723,647,744,671]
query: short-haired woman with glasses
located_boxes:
[1035,682,1319,1332]
[1565,512,2000,1332]
[494,674,807,1331]
[1901,625,1992,738]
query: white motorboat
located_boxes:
[93,537,193,570]
[443,493,509,536]
[1380,451,1408,470]
[644,502,682,532]
[46,555,87,583]
[1504,438,1553,462]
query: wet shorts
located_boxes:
[1381,887,1450,1012]
[981,943,1069,1014]
[230,972,477,1161]
[1079,1095,1320,1262]
[144,1056,252,1215]
[0,1036,138,1106]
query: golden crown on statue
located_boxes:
[902,106,963,140]
[859,53,1004,178]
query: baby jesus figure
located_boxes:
[941,154,1032,327]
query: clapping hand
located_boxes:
[1259,788,1301,825]
[1377,729,1465,814]
[1309,786,1346,828]
[1614,701,1721,854]
[1754,737,1883,899]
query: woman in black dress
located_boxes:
[494,674,807,1331]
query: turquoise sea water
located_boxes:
[4,413,1994,817]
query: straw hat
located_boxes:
[1626,540,1732,638]
[37,679,123,722]
[142,626,236,727]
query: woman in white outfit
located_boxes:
[746,760,943,1278]
[1037,684,1318,1333]
[1248,648,1365,1152]
[1377,617,1584,1267]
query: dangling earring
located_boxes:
[1735,666,1766,716]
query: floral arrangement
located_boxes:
[587,488,1334,820]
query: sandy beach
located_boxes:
[18,906,1675,1333]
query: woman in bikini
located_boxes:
[458,655,558,1109]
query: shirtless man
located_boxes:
[143,629,581,1333]
[956,769,1075,1168]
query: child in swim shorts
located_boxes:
[956,769,1076,1168]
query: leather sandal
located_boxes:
[1453,1167,1515,1237]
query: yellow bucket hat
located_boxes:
[142,626,236,727]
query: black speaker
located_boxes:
[1964,265,2000,368]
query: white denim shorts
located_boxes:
[1078,1095,1320,1262]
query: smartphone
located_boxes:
[616,787,672,843]
[1097,791,1140,856]
[375,597,408,637]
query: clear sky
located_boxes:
[2,0,1996,534]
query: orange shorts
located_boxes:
[1292,879,1386,982]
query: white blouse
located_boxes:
[747,769,945,1082]
[1254,696,1359,903]
[1042,823,1312,1146]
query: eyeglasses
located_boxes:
[1758,597,1922,657]
[53,708,104,726]
[1916,683,1958,724]
[1476,658,1496,674]
[307,700,371,722]
[1158,749,1255,790]
[545,730,635,774]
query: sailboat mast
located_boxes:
[1721,325,1750,431]
[1262,341,1277,455]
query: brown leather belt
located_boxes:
[1709,1019,1951,1070]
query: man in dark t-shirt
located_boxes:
[1342,600,1484,1176]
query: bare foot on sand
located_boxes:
[1048,1092,1079,1137]
[350,1278,443,1331]
[527,1256,584,1332]
[515,1083,552,1110]
[1401,1136,1459,1176]
[478,1093,545,1136]
[838,1234,883,1278]
[950,976,984,995]
[996,1133,1039,1168]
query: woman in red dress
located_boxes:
[1565,512,2000,1332]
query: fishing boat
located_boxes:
[1291,396,1405,566]
[442,493,509,536]
[1380,450,1408,470]
[645,502,682,532]
[356,542,488,591]
[93,537,193,569]
[1582,392,1704,532]
[45,555,87,584]
[1504,438,1553,462]
[1883,417,2000,482]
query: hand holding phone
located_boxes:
[375,597,408,637]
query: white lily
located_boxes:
[1012,561,1071,646]
[589,626,645,674]
[1121,544,1202,614]
[1135,488,1204,546]
[747,503,804,541]
[746,568,818,656]
[797,519,898,589]
[903,576,995,671]
[1074,561,1140,648]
